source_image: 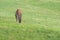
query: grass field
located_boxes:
[0,0,60,40]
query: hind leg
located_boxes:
[15,15,17,22]
[18,17,21,23]
[19,18,21,23]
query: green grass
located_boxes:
[0,0,60,40]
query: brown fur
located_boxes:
[15,9,22,23]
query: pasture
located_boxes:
[0,0,60,40]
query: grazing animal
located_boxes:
[15,9,22,23]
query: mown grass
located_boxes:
[0,0,60,40]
